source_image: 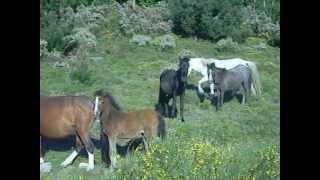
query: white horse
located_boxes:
[187,57,262,95]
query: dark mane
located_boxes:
[95,89,122,111]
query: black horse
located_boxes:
[157,58,190,122]
[207,63,252,111]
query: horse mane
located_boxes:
[95,90,122,111]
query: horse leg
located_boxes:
[198,76,207,94]
[164,102,169,118]
[241,82,248,104]
[40,136,44,164]
[209,82,215,95]
[40,136,52,173]
[61,136,83,167]
[215,90,220,111]
[171,92,177,118]
[220,90,225,109]
[108,137,117,167]
[77,132,95,171]
[180,93,185,122]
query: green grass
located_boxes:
[40,36,279,180]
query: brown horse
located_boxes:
[40,95,98,171]
[95,91,166,167]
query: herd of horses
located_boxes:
[40,57,262,172]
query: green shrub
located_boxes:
[215,37,239,52]
[130,34,152,46]
[239,145,280,179]
[40,39,49,60]
[151,34,176,51]
[118,0,172,34]
[63,27,97,53]
[168,0,248,42]
[177,49,197,59]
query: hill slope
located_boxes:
[40,36,279,180]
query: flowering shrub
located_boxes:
[191,142,224,179]
[239,145,280,179]
[118,0,172,34]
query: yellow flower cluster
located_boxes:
[191,142,223,179]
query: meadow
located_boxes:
[40,35,279,180]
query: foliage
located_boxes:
[191,142,224,179]
[118,0,172,35]
[215,37,240,52]
[168,0,248,42]
[151,34,176,51]
[137,0,162,7]
[129,34,152,46]
[40,39,49,60]
[63,27,97,53]
[242,6,280,47]
[177,49,197,59]
[239,145,280,179]
[68,47,93,85]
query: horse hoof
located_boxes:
[61,161,72,168]
[40,162,52,173]
[79,162,88,169]
[86,165,94,171]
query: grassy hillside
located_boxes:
[40,36,279,180]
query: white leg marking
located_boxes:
[40,157,44,164]
[79,151,94,171]
[61,150,78,167]
[210,83,215,95]
[198,77,207,94]
[87,152,94,171]
[94,96,99,116]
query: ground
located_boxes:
[40,36,279,180]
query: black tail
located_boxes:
[100,121,110,165]
[157,114,166,140]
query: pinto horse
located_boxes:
[157,57,189,122]
[95,91,166,167]
[187,57,261,96]
[40,95,98,171]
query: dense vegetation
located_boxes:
[40,0,280,179]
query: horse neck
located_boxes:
[176,69,186,92]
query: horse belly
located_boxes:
[40,110,76,139]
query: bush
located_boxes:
[239,145,280,179]
[242,6,280,47]
[118,0,172,34]
[151,34,176,51]
[40,39,49,60]
[63,27,97,53]
[215,37,239,52]
[168,0,248,42]
[177,49,197,59]
[130,34,152,46]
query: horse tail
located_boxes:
[246,62,262,96]
[100,120,109,165]
[157,114,166,140]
